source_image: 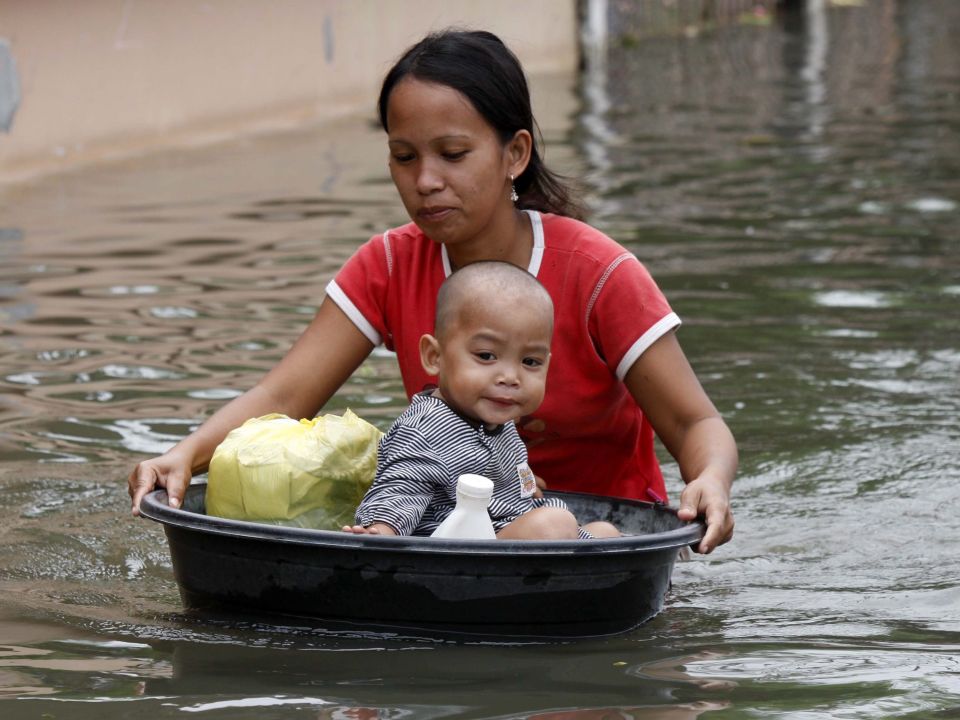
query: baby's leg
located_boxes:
[340,522,397,536]
[582,521,620,538]
[497,506,580,540]
[342,524,379,534]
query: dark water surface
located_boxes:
[1,2,959,717]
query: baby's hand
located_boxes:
[341,524,381,535]
[533,474,547,499]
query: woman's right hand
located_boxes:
[128,450,194,515]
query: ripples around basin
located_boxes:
[1,1,959,718]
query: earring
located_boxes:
[509,175,519,203]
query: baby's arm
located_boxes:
[349,424,447,535]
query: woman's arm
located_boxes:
[128,297,375,514]
[624,330,738,554]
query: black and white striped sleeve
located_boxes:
[354,422,449,535]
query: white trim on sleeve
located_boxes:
[615,312,682,381]
[325,279,382,346]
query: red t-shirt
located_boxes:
[326,211,680,502]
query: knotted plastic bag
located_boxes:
[205,409,382,530]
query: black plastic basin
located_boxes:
[139,483,703,638]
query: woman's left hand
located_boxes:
[624,331,738,555]
[677,474,734,554]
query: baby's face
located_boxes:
[433,298,551,428]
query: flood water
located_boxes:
[1,1,959,717]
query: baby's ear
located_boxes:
[419,334,442,376]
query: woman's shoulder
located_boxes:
[380,221,425,242]
[538,212,629,261]
[374,222,443,268]
[379,221,443,251]
[343,222,440,285]
[354,221,427,252]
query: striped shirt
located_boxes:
[356,393,576,536]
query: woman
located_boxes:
[128,30,736,553]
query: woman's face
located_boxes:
[384,78,518,248]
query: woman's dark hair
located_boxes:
[378,29,586,220]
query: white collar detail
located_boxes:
[440,210,545,278]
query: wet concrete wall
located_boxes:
[0,0,578,184]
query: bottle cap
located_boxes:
[456,474,494,499]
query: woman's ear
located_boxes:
[419,334,442,376]
[506,129,533,179]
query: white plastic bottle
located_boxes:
[431,474,496,540]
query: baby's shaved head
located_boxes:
[434,261,553,338]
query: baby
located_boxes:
[342,261,618,539]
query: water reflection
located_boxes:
[0,620,736,718]
[1,0,959,717]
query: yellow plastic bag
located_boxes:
[205,409,382,530]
